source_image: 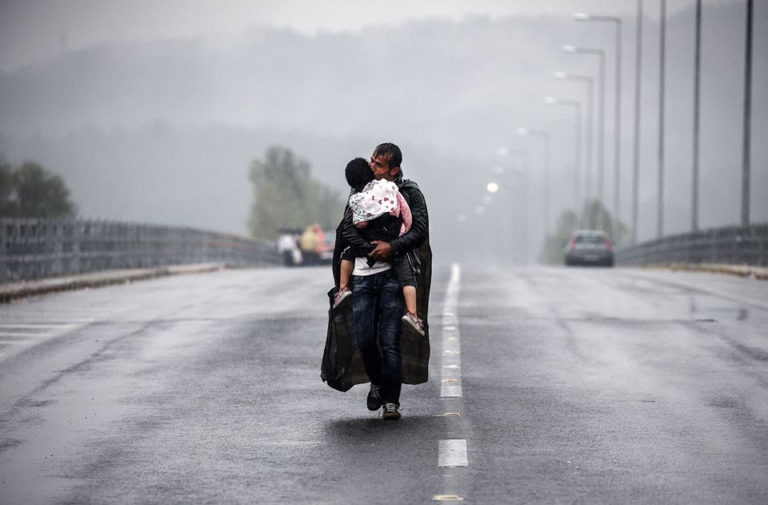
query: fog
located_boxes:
[0,0,765,263]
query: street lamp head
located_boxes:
[544,96,558,105]
[516,127,529,136]
[496,147,509,156]
[486,182,499,193]
[562,44,578,53]
[553,71,568,79]
[573,12,590,21]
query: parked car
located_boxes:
[564,230,614,267]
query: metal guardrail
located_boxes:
[0,218,280,283]
[616,224,768,267]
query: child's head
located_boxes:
[345,157,374,192]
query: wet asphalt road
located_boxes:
[1,264,767,504]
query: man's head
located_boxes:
[345,157,374,192]
[370,143,402,181]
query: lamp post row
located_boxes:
[545,97,582,212]
[474,0,754,267]
[486,0,753,260]
[516,128,551,236]
[554,72,594,207]
[563,44,606,213]
[573,14,623,237]
[547,0,754,243]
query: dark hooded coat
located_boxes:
[321,174,432,392]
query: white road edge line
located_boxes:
[0,324,75,329]
[0,322,85,340]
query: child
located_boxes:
[334,158,424,335]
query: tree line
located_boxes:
[0,154,77,218]
[2,146,342,241]
[248,146,344,241]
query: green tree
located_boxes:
[14,162,77,218]
[539,199,628,264]
[248,146,344,240]
[0,155,14,216]
[539,209,580,264]
[0,156,77,218]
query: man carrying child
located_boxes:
[337,143,430,420]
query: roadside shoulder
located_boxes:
[638,263,768,281]
[0,263,225,303]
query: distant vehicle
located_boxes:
[564,229,614,267]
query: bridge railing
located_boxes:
[0,218,280,283]
[616,224,768,267]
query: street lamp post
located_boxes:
[485,181,501,259]
[741,0,754,227]
[632,0,644,244]
[496,149,531,263]
[658,0,667,237]
[573,13,623,238]
[516,128,551,235]
[554,71,594,207]
[563,45,607,214]
[544,97,582,212]
[692,0,702,231]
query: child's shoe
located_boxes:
[333,286,352,309]
[402,312,425,336]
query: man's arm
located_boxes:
[388,185,428,258]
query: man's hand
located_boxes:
[369,240,392,261]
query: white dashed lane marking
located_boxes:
[440,264,462,398]
[438,439,468,468]
[437,264,467,472]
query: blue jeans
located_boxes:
[352,269,404,404]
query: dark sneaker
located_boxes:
[333,286,352,309]
[402,312,425,336]
[367,384,383,411]
[382,402,401,420]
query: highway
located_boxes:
[1,264,767,504]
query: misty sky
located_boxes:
[0,0,731,70]
[0,0,763,261]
